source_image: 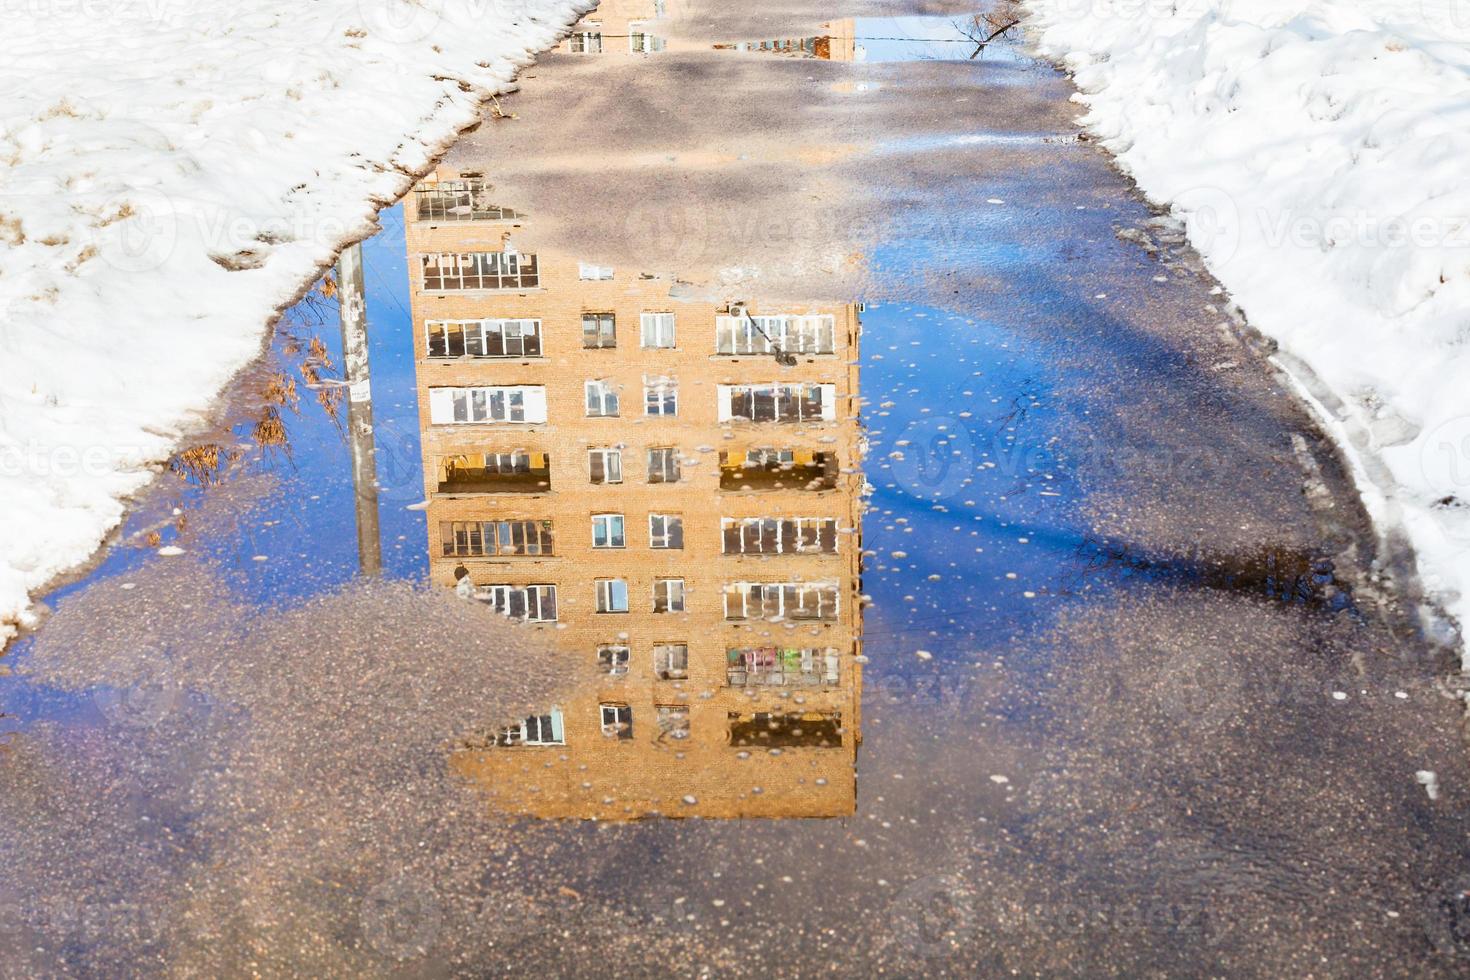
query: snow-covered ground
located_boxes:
[1026,0,1470,662]
[0,0,589,646]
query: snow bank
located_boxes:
[0,0,590,645]
[1026,0,1470,659]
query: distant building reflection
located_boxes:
[712,20,858,61]
[554,0,858,62]
[406,166,864,820]
[558,0,674,57]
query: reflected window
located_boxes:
[589,447,622,485]
[428,386,546,425]
[646,447,680,483]
[426,320,542,359]
[495,708,564,746]
[440,520,553,557]
[413,178,520,222]
[578,261,613,280]
[569,25,602,54]
[600,703,632,739]
[595,578,629,613]
[719,383,835,423]
[644,378,677,416]
[715,313,835,356]
[437,451,549,493]
[591,513,626,549]
[426,320,540,358]
[585,380,620,417]
[597,644,630,677]
[653,643,689,681]
[727,711,843,748]
[582,313,616,348]
[420,251,539,291]
[656,705,690,741]
[721,517,838,555]
[475,584,557,622]
[727,647,839,687]
[652,578,685,613]
[747,448,793,467]
[629,23,666,54]
[640,312,676,349]
[718,448,837,492]
[648,514,683,550]
[722,581,840,621]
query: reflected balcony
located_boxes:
[718,450,838,493]
[435,452,551,495]
[727,711,845,748]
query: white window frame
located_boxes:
[653,577,685,613]
[413,178,521,223]
[640,312,676,349]
[717,383,837,423]
[715,314,836,356]
[419,251,538,291]
[440,519,553,557]
[592,513,626,549]
[569,24,603,54]
[720,517,839,555]
[648,513,683,550]
[745,448,795,467]
[589,447,623,485]
[428,386,547,425]
[499,708,565,746]
[425,318,542,359]
[722,581,840,621]
[475,584,558,622]
[628,21,666,53]
[596,578,630,614]
[600,702,632,738]
[644,378,677,417]
[585,379,620,418]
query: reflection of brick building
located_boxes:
[712,19,858,61]
[558,2,858,63]
[405,168,865,820]
[558,0,677,56]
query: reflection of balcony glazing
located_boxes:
[414,177,523,222]
[727,646,840,688]
[718,449,838,492]
[434,452,551,494]
[727,711,845,748]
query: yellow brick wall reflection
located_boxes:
[406,167,865,820]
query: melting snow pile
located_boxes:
[0,0,589,646]
[1026,0,1470,660]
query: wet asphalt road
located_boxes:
[436,2,1470,974]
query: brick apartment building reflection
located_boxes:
[554,0,857,62]
[406,166,865,820]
